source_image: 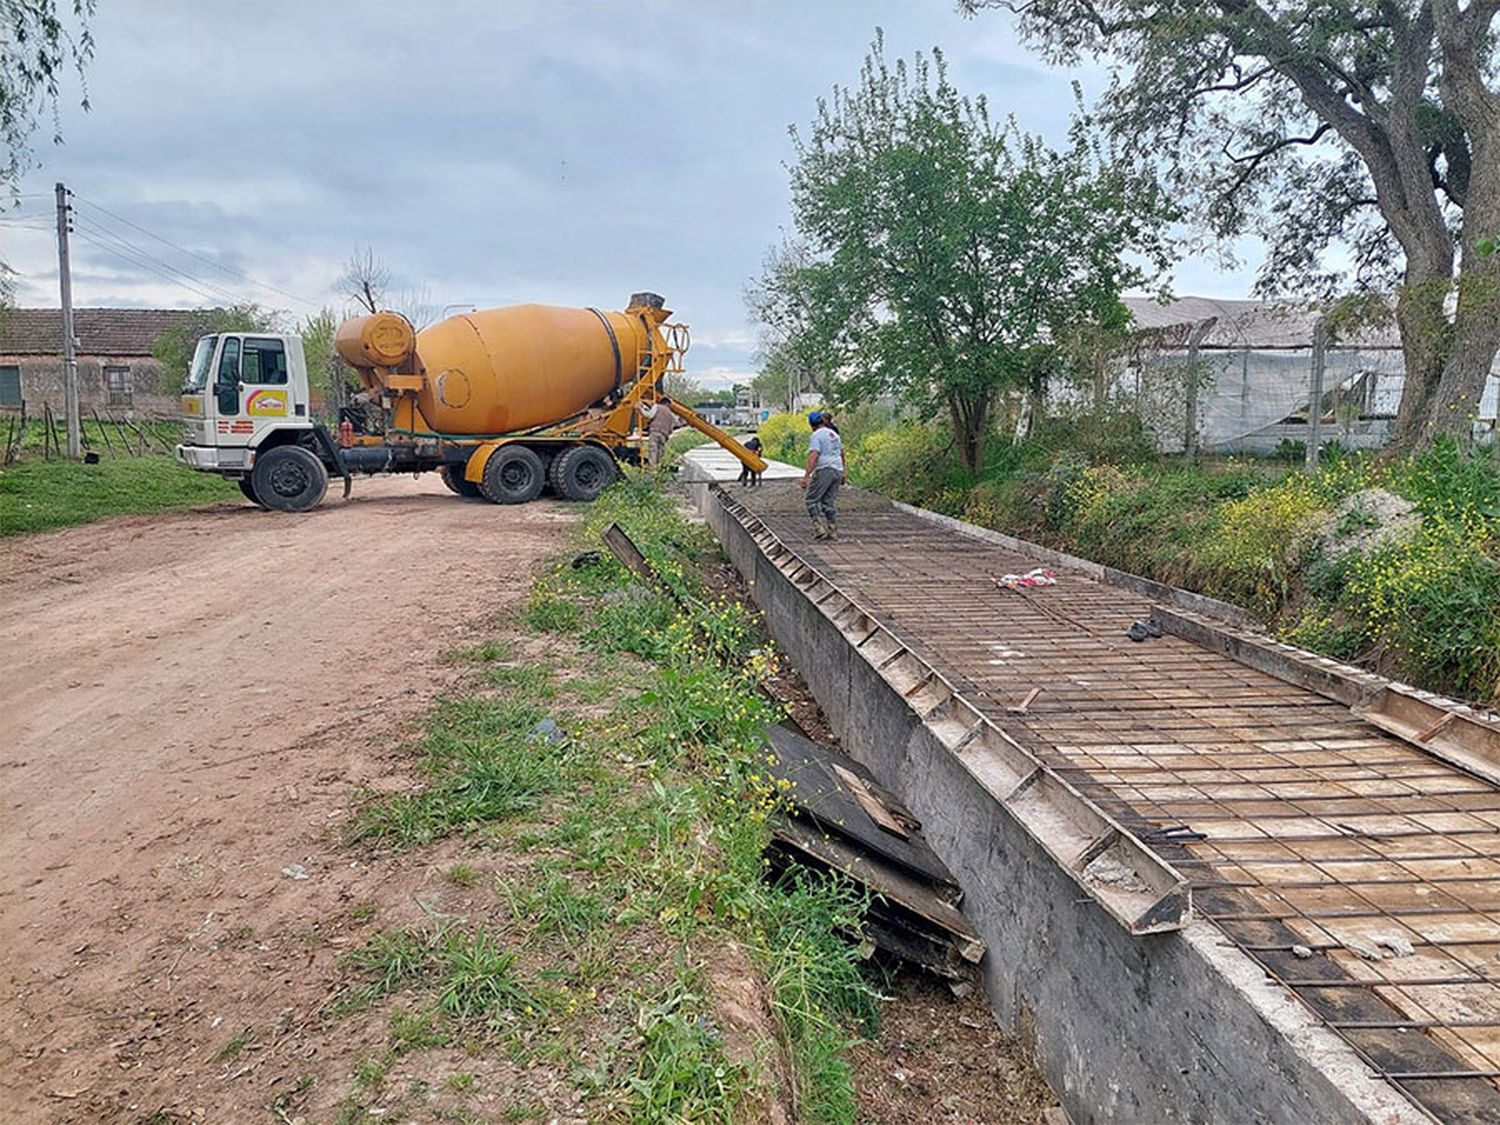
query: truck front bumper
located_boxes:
[176,444,253,473]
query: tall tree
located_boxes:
[2,0,95,188]
[336,246,439,327]
[965,0,1500,452]
[776,33,1174,471]
[299,307,356,415]
[751,346,805,413]
[745,239,834,406]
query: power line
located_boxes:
[71,194,321,310]
[72,215,254,306]
[72,232,230,306]
[73,221,245,306]
[71,228,239,306]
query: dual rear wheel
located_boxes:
[476,443,616,504]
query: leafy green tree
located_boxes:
[663,372,708,403]
[751,347,803,413]
[299,307,357,416]
[2,0,95,189]
[745,239,833,409]
[774,33,1174,471]
[964,0,1500,452]
[151,303,284,383]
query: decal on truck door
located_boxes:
[245,389,289,417]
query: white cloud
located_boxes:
[7,0,1258,348]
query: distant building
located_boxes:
[0,307,203,417]
[1120,295,1500,452]
[690,400,733,426]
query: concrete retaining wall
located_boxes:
[703,490,1424,1125]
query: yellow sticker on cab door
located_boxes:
[245,389,289,417]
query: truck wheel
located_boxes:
[251,445,329,512]
[440,464,483,499]
[237,477,266,508]
[479,445,544,504]
[551,445,617,502]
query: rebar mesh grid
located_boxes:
[736,492,1500,1121]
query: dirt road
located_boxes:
[0,479,571,1121]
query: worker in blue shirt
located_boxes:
[800,410,845,540]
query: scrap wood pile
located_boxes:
[763,724,984,984]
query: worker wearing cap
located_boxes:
[637,396,677,470]
[800,410,845,540]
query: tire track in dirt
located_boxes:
[0,478,572,1122]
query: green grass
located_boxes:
[214,1026,253,1062]
[627,977,753,1124]
[435,929,531,1020]
[340,929,432,1011]
[0,453,238,536]
[346,696,560,847]
[496,870,607,940]
[331,479,880,1121]
[666,429,713,459]
[443,862,482,887]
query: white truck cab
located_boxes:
[176,332,342,510]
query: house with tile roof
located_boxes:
[0,307,206,417]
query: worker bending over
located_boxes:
[800,410,844,540]
[637,397,678,469]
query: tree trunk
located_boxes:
[1389,277,1453,453]
[1390,161,1500,450]
[1424,129,1500,445]
[948,391,991,473]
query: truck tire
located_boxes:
[251,445,329,512]
[550,444,617,502]
[237,477,265,507]
[440,464,483,499]
[479,445,544,504]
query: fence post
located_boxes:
[1306,317,1328,473]
[1183,316,1216,458]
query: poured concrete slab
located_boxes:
[678,444,803,486]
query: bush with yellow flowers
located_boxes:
[1344,511,1500,701]
[1199,472,1329,616]
[757,411,813,468]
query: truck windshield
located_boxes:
[184,336,217,393]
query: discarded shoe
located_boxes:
[1146,618,1163,638]
[1127,621,1150,643]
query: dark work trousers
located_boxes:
[806,467,841,524]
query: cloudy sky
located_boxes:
[3,0,1255,387]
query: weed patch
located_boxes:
[331,478,881,1120]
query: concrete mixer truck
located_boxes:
[175,291,766,511]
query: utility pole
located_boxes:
[1306,317,1327,474]
[55,182,81,459]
